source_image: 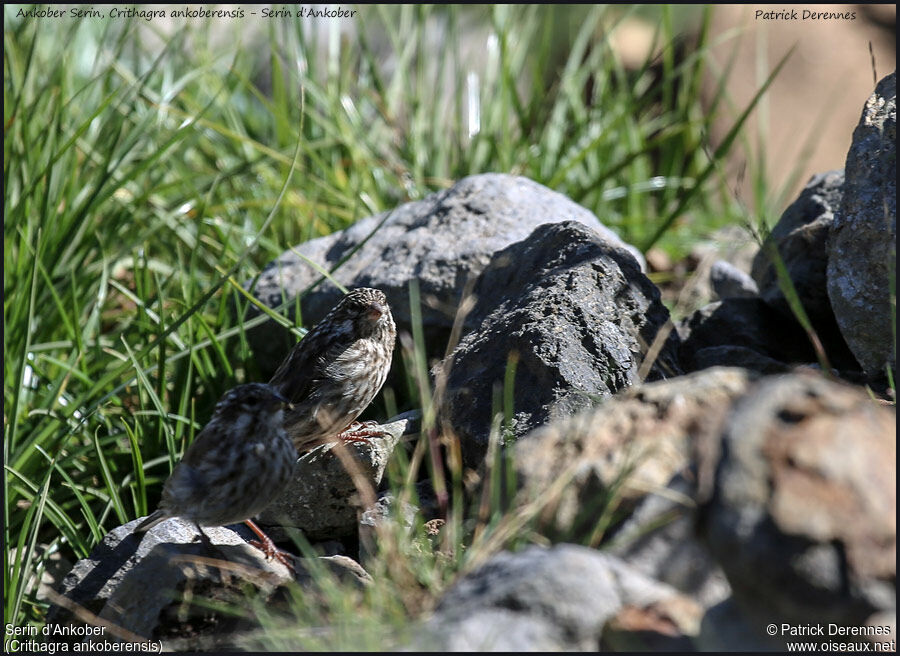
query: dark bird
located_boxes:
[134,383,295,565]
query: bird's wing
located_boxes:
[179,418,227,468]
[269,326,348,403]
[159,460,207,511]
[269,343,320,403]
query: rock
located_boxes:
[678,298,816,374]
[438,221,680,469]
[244,174,644,374]
[698,371,896,635]
[49,518,288,634]
[751,169,843,317]
[358,492,418,563]
[827,71,897,378]
[48,517,369,648]
[685,344,794,375]
[696,598,781,651]
[358,480,438,563]
[601,589,703,651]
[709,260,758,300]
[513,367,753,545]
[607,474,731,611]
[418,544,700,651]
[864,611,897,647]
[680,225,759,310]
[750,169,859,371]
[258,411,420,541]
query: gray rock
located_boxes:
[48,517,368,647]
[48,518,289,634]
[684,225,760,310]
[244,173,644,375]
[710,259,758,299]
[358,480,438,563]
[827,71,897,378]
[678,298,816,374]
[358,492,418,563]
[419,544,700,651]
[438,221,680,469]
[258,411,420,540]
[698,371,897,635]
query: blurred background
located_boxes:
[136,3,896,214]
[701,4,895,206]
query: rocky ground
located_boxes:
[48,72,895,651]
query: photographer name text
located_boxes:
[756,9,856,21]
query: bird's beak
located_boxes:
[272,390,293,409]
[367,302,386,321]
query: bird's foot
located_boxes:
[338,420,386,444]
[244,519,296,572]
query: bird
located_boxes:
[134,382,296,566]
[268,287,396,453]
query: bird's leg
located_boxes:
[194,523,214,549]
[244,518,296,571]
[337,420,386,444]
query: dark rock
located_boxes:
[607,474,731,611]
[827,71,897,378]
[750,170,859,371]
[678,298,817,374]
[698,371,897,636]
[696,598,781,651]
[710,259,758,300]
[258,410,420,540]
[751,169,843,318]
[438,221,680,468]
[685,344,794,375]
[244,174,644,375]
[418,544,700,651]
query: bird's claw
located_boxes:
[338,420,386,444]
[244,518,296,572]
[248,537,296,572]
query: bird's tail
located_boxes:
[133,509,168,533]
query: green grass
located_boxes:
[5,3,790,645]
